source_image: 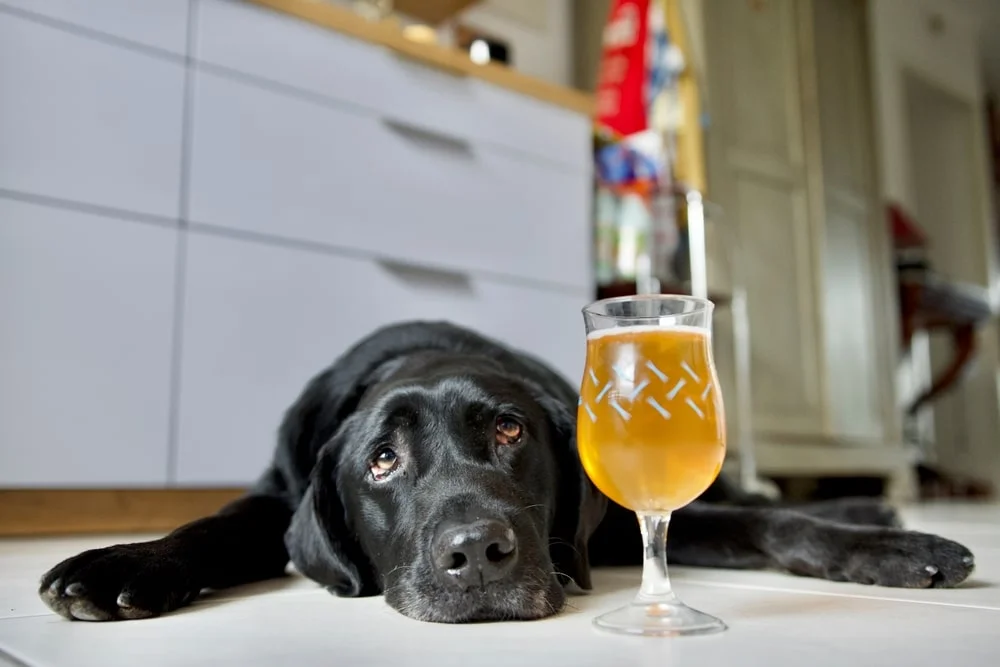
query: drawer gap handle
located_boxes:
[382,118,474,156]
[378,259,474,290]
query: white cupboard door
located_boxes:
[704,0,825,437]
[176,232,586,486]
[187,69,591,290]
[0,200,176,486]
[813,0,892,443]
[194,0,589,168]
[0,0,190,55]
[0,10,185,217]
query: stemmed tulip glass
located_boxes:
[577,295,727,636]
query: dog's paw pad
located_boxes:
[38,542,198,622]
[845,531,975,588]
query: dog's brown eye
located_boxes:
[371,448,399,479]
[495,416,523,445]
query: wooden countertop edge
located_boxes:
[0,489,246,536]
[248,0,596,117]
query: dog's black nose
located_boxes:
[432,519,518,588]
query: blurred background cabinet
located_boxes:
[701,0,906,484]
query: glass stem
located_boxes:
[635,511,678,604]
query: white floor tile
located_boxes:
[660,503,1000,610]
[0,572,997,667]
[901,502,1000,525]
[0,503,997,666]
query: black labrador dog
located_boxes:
[39,321,975,623]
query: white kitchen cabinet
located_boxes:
[175,231,587,485]
[0,200,177,487]
[194,0,589,169]
[0,0,592,490]
[0,0,190,55]
[188,69,591,290]
[0,10,185,218]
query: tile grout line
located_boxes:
[0,645,32,667]
[165,0,199,486]
[0,613,55,624]
[681,578,1000,613]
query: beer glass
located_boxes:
[578,295,727,636]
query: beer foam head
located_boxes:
[586,323,711,340]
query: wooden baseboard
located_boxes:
[0,489,247,537]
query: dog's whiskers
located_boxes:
[548,537,583,558]
[549,570,575,584]
[380,564,415,591]
[383,564,413,577]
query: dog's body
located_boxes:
[40,322,975,622]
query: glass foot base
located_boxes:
[593,600,727,637]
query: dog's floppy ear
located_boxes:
[538,393,607,592]
[284,443,379,597]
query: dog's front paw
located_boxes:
[838,530,975,588]
[39,541,201,621]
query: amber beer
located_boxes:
[577,325,726,512]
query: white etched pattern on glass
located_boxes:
[581,357,713,423]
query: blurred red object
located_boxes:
[888,203,928,249]
[595,0,651,138]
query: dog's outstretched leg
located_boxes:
[39,493,291,621]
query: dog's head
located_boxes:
[283,355,605,622]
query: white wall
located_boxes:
[869,0,988,209]
[948,0,1000,95]
[868,0,1000,484]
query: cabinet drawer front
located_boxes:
[1,0,190,55]
[176,232,587,485]
[194,0,589,168]
[0,200,176,487]
[0,11,185,217]
[189,71,591,289]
